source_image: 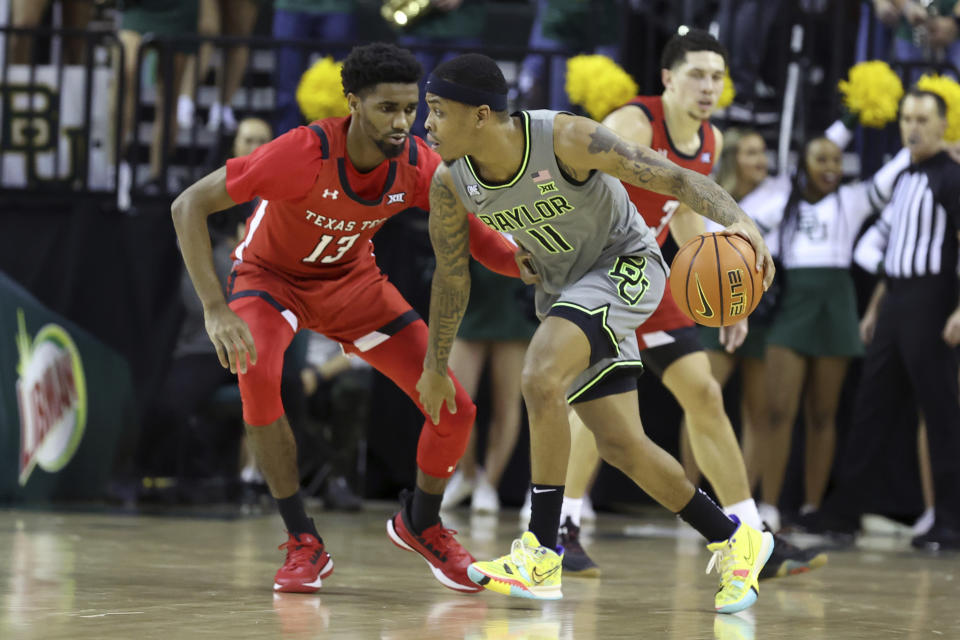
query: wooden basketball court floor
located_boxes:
[1,504,958,639]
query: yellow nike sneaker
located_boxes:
[466,531,563,600]
[706,519,774,614]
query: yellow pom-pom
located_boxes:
[916,74,960,141]
[296,56,349,123]
[717,70,736,109]
[838,60,903,128]
[566,55,638,121]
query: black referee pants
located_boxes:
[825,276,960,524]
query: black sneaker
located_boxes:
[760,529,828,580]
[558,517,600,577]
[791,509,858,543]
[911,520,960,551]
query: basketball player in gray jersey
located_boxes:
[415,54,775,613]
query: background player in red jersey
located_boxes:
[558,29,825,580]
[171,43,520,595]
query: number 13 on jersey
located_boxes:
[302,233,360,264]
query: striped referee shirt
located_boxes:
[855,151,960,279]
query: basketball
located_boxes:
[669,232,764,328]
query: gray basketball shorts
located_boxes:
[536,249,667,404]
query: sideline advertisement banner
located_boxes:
[0,271,133,502]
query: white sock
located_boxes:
[724,498,763,531]
[561,496,583,528]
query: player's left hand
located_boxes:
[417,369,458,425]
[719,318,748,353]
[720,219,775,292]
[943,309,960,346]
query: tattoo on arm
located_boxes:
[425,171,471,372]
[586,125,745,227]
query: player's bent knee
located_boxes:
[595,431,644,470]
[520,365,567,408]
[682,377,725,418]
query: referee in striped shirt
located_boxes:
[799,89,960,550]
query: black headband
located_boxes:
[424,74,508,111]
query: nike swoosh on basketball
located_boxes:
[531,565,560,583]
[532,488,557,494]
[694,273,715,318]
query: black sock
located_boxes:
[277,492,320,540]
[529,483,564,549]
[677,488,737,542]
[410,486,443,535]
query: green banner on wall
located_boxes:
[0,272,134,502]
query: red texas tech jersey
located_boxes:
[621,95,717,246]
[225,116,438,280]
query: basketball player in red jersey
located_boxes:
[171,43,521,594]
[559,29,825,579]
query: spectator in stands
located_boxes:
[714,0,786,123]
[177,0,262,133]
[7,0,94,64]
[116,0,199,205]
[879,0,960,78]
[272,0,356,134]
[440,260,536,514]
[518,0,621,111]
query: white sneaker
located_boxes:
[912,507,935,537]
[440,470,475,510]
[519,488,531,528]
[581,494,597,522]
[207,101,238,132]
[177,94,195,130]
[471,477,499,514]
[758,502,781,532]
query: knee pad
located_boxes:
[415,388,477,478]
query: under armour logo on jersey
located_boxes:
[700,152,712,163]
[467,184,481,196]
[387,192,406,204]
[323,189,339,199]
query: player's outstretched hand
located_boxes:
[204,301,258,374]
[417,369,457,425]
[720,220,775,291]
[719,318,748,353]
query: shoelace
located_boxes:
[278,539,320,570]
[421,526,470,561]
[705,541,735,580]
[508,537,537,568]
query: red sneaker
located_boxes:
[386,498,482,593]
[273,532,334,593]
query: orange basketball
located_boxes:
[669,233,764,328]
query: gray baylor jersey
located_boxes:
[447,110,659,296]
